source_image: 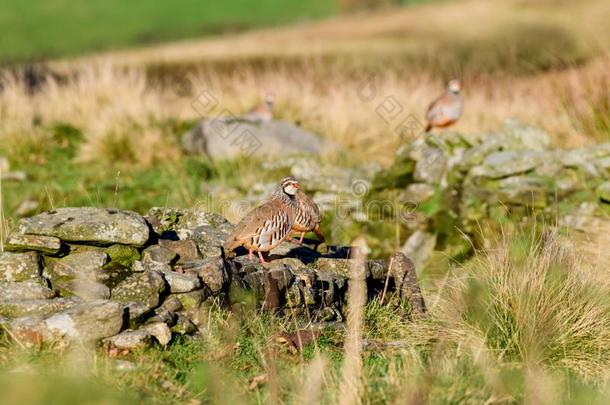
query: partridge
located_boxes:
[291,189,325,245]
[243,92,275,122]
[223,177,299,263]
[425,79,463,132]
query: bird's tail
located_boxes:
[313,224,325,243]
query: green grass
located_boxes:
[0,0,337,62]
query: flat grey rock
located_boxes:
[105,329,152,349]
[16,207,150,246]
[5,233,62,254]
[8,300,123,345]
[0,279,54,300]
[111,270,166,311]
[0,297,80,318]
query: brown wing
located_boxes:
[223,199,294,253]
[224,201,273,251]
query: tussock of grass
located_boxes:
[441,230,610,380]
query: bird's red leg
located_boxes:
[298,232,305,244]
[248,249,254,261]
[257,251,267,264]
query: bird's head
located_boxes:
[281,176,300,196]
[448,79,461,94]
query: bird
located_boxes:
[291,189,325,247]
[223,177,299,264]
[425,79,463,132]
[242,92,275,123]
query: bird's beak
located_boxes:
[294,183,300,189]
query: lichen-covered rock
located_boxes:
[314,257,384,280]
[111,271,166,311]
[495,175,551,207]
[413,142,448,184]
[16,207,150,246]
[104,244,141,268]
[0,280,54,300]
[4,233,62,254]
[146,207,233,236]
[142,245,177,265]
[158,239,200,263]
[191,225,229,259]
[140,322,172,346]
[243,266,295,294]
[105,329,152,349]
[0,252,41,282]
[176,258,226,294]
[470,151,547,179]
[0,297,80,318]
[162,271,201,293]
[176,209,233,233]
[56,279,111,300]
[47,251,108,279]
[8,300,123,345]
[45,251,112,297]
[173,289,207,310]
[171,314,197,335]
[145,207,182,235]
[498,119,551,151]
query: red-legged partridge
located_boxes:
[243,92,275,122]
[425,79,463,132]
[223,177,299,263]
[292,189,325,246]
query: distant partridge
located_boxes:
[291,189,325,246]
[425,79,463,132]
[223,177,299,263]
[243,92,275,122]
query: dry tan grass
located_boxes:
[0,63,184,167]
[2,57,607,167]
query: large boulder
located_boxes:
[182,119,337,159]
[16,208,150,246]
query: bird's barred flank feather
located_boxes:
[222,177,299,262]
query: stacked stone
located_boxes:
[0,207,421,349]
[372,119,610,266]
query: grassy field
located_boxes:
[0,0,336,62]
[1,0,610,403]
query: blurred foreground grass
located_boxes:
[1,231,609,404]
